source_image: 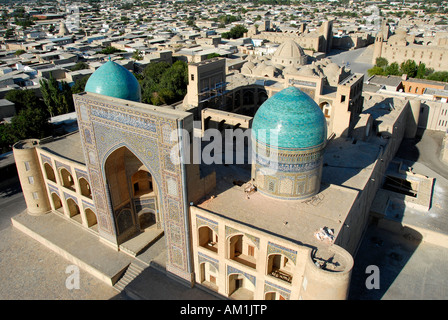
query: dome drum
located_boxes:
[252,139,325,200]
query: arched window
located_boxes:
[60,168,75,191]
[198,226,218,253]
[44,163,56,183]
[79,177,92,198]
[228,234,256,269]
[85,208,97,228]
[267,254,293,283]
[51,193,63,213]
[66,198,80,219]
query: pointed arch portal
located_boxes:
[104,146,162,242]
[74,92,194,285]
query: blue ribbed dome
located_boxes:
[252,86,327,150]
[85,60,141,102]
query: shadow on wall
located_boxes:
[349,130,425,300]
[348,221,422,300]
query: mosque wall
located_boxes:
[13,140,51,215]
[13,136,99,231]
[373,34,448,72]
[73,92,196,284]
[334,100,410,255]
[190,206,353,300]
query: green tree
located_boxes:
[14,49,26,56]
[5,89,44,114]
[367,65,385,76]
[40,73,74,117]
[426,71,448,82]
[221,25,248,39]
[99,46,125,55]
[400,60,418,78]
[158,60,188,100]
[140,61,188,106]
[0,123,15,153]
[132,49,143,61]
[416,63,427,79]
[207,53,221,59]
[385,62,401,76]
[71,74,91,94]
[0,107,52,153]
[375,57,389,68]
[9,107,51,142]
[71,61,89,71]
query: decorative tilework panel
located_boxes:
[264,281,291,300]
[267,242,297,265]
[196,215,218,234]
[198,252,219,271]
[227,265,256,286]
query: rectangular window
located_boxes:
[191,74,194,81]
[28,176,34,185]
[341,95,346,103]
[32,192,39,200]
[248,245,255,257]
[24,161,30,171]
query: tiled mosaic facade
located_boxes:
[251,87,327,200]
[253,139,325,199]
[74,93,193,283]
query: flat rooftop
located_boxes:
[196,162,358,249]
[39,131,86,165]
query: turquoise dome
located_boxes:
[252,86,327,150]
[85,60,141,102]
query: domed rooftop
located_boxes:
[252,86,327,150]
[273,39,306,59]
[85,60,141,102]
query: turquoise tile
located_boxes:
[252,86,326,149]
[85,60,141,102]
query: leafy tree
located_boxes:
[5,89,44,114]
[221,25,248,39]
[132,49,143,61]
[40,73,74,117]
[367,65,385,76]
[207,53,221,59]
[14,49,26,56]
[400,60,418,78]
[71,74,91,94]
[4,28,15,39]
[0,106,52,153]
[0,123,15,153]
[99,46,125,55]
[8,107,51,142]
[426,71,448,82]
[71,61,89,71]
[416,63,427,79]
[375,57,388,68]
[385,62,401,76]
[140,61,188,106]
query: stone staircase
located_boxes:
[113,235,167,294]
[114,260,147,292]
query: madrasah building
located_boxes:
[11,39,426,300]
